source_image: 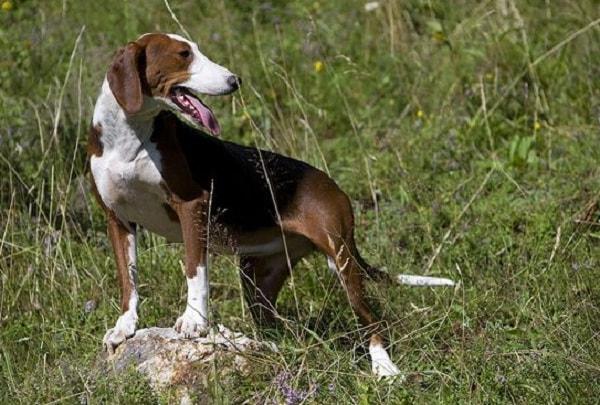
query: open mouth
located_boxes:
[170,87,220,136]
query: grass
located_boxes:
[1,0,599,402]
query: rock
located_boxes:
[102,325,276,401]
[84,300,96,314]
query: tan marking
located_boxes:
[107,33,193,114]
[87,124,103,157]
[279,168,381,335]
[137,33,193,97]
[170,196,209,279]
[335,244,350,272]
[106,212,136,312]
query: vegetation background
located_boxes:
[1,0,599,403]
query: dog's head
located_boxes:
[107,33,240,136]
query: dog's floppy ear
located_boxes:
[107,42,145,115]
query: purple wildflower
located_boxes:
[274,371,318,405]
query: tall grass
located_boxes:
[1,0,599,402]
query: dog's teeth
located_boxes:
[174,94,203,122]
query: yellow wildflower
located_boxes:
[1,1,13,11]
[313,60,324,73]
[432,31,446,42]
[416,109,425,119]
[534,121,541,131]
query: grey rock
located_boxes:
[103,325,277,402]
[84,300,96,313]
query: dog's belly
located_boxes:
[213,227,314,258]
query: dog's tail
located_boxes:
[358,257,455,287]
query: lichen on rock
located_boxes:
[102,325,277,402]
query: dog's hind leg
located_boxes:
[325,243,401,377]
[239,254,296,326]
[326,236,401,377]
[282,170,402,378]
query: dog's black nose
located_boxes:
[227,75,241,90]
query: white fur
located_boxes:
[126,233,137,274]
[396,274,455,286]
[166,33,235,96]
[369,341,403,378]
[103,300,138,354]
[327,256,337,274]
[103,232,139,354]
[175,266,209,338]
[91,79,182,241]
[325,254,453,286]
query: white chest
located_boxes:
[91,86,182,241]
[91,145,162,203]
[90,144,182,241]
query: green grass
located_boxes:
[1,0,599,403]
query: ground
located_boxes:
[1,0,599,403]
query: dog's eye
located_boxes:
[179,50,191,58]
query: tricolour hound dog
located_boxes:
[88,33,453,378]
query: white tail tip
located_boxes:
[396,274,455,287]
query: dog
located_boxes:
[88,33,453,377]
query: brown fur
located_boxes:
[136,34,192,97]
[107,213,136,311]
[87,124,104,157]
[172,196,209,279]
[107,43,145,114]
[107,33,193,114]
[280,170,380,332]
[239,254,296,324]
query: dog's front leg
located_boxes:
[173,195,210,338]
[103,213,138,353]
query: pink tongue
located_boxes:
[186,95,220,135]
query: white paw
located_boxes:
[174,307,208,338]
[372,357,402,378]
[370,343,404,379]
[103,311,137,354]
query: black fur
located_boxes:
[152,111,312,232]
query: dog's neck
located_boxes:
[92,78,161,160]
